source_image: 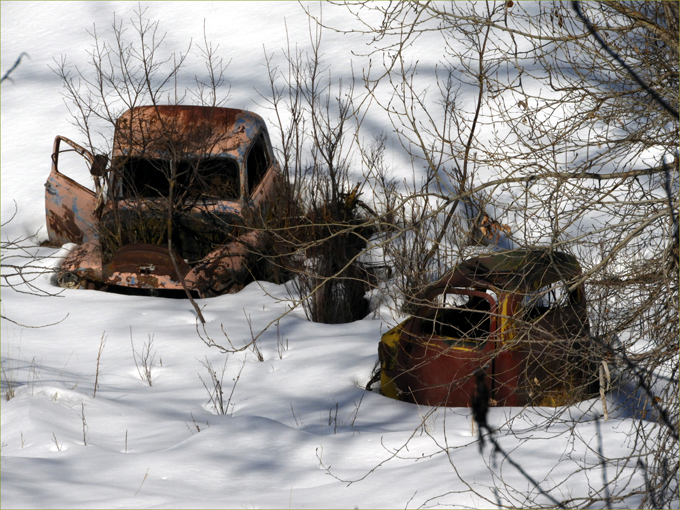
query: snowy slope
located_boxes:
[1,2,650,508]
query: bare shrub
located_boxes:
[1,360,16,401]
[130,330,156,387]
[198,356,245,415]
[258,25,378,324]
[93,332,106,398]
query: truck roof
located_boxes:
[417,249,583,303]
[112,105,268,161]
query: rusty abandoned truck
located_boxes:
[379,250,599,407]
[45,105,280,297]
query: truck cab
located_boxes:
[45,105,281,297]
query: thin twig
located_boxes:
[572,1,678,118]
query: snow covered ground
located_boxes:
[0,2,656,508]
[0,268,645,509]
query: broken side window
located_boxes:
[521,280,574,320]
[55,144,98,193]
[246,134,270,194]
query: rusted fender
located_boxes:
[57,241,103,288]
[184,230,266,295]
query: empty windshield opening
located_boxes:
[426,291,492,340]
[116,156,240,199]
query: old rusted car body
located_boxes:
[379,250,598,407]
[45,105,280,297]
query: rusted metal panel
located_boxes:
[184,230,264,295]
[45,137,99,246]
[379,249,597,408]
[381,288,499,406]
[104,244,190,281]
[46,105,281,298]
[57,241,103,288]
